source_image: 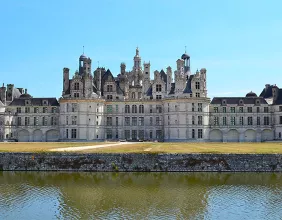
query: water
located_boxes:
[0,172,282,220]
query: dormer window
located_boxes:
[239,100,244,105]
[25,100,30,106]
[107,85,113,92]
[42,100,48,106]
[222,99,227,106]
[156,84,162,92]
[256,99,260,105]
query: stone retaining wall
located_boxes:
[1,153,282,172]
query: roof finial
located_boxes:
[185,46,187,53]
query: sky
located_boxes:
[0,0,282,98]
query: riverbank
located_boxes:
[1,152,282,172]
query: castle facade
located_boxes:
[0,48,281,142]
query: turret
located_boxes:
[120,63,126,75]
[143,62,151,94]
[6,84,14,102]
[79,53,92,76]
[166,66,172,94]
[63,68,70,95]
[0,83,6,104]
[133,47,141,71]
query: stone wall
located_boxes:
[1,153,282,172]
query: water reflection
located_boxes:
[0,172,282,219]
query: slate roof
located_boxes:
[259,85,274,98]
[211,97,268,105]
[159,70,167,83]
[146,86,153,97]
[168,83,175,95]
[183,75,194,94]
[9,98,59,106]
[273,89,282,105]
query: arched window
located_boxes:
[132,105,137,113]
[139,105,144,113]
[132,93,135,99]
[74,82,79,90]
[125,105,130,113]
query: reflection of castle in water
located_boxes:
[1,172,282,219]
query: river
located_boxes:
[0,172,282,220]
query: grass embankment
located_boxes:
[83,142,282,154]
[1,142,282,154]
[0,142,111,153]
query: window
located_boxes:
[125,117,130,126]
[239,107,243,113]
[66,129,69,139]
[247,107,252,113]
[198,129,203,139]
[125,130,130,139]
[125,105,130,113]
[168,103,170,112]
[51,117,56,126]
[196,93,200,97]
[139,105,144,113]
[116,117,119,126]
[72,116,77,125]
[150,105,153,113]
[52,107,56,113]
[116,105,119,113]
[74,93,79,98]
[240,117,244,125]
[214,116,219,126]
[132,93,135,99]
[257,107,260,113]
[231,117,236,125]
[214,107,218,113]
[198,116,203,125]
[264,116,269,125]
[107,95,113,100]
[223,107,226,113]
[16,107,21,113]
[42,117,47,126]
[74,82,79,90]
[192,116,195,125]
[156,84,162,92]
[25,117,30,126]
[139,130,144,140]
[264,107,269,113]
[195,82,200,90]
[279,106,282,112]
[192,103,195,112]
[257,117,260,125]
[17,117,21,126]
[132,117,137,126]
[43,107,48,113]
[156,95,162,100]
[106,117,112,126]
[132,105,137,113]
[139,117,144,126]
[156,130,162,140]
[34,117,38,126]
[132,130,137,140]
[71,129,77,139]
[34,107,39,113]
[107,105,112,113]
[198,103,202,112]
[156,105,162,113]
[66,116,69,125]
[247,117,253,125]
[149,131,153,139]
[25,107,30,113]
[107,85,113,92]
[150,117,153,126]
[280,116,282,124]
[230,107,235,113]
[156,117,161,126]
[72,103,77,112]
[106,129,112,139]
[192,129,195,138]
[223,117,227,126]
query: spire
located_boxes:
[136,47,139,56]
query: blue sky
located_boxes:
[0,0,282,98]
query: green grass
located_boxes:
[1,142,282,154]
